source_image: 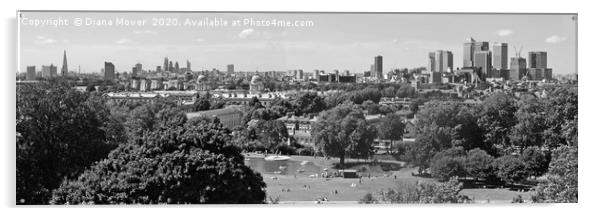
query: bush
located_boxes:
[369,177,471,203]
[494,155,529,184]
[359,193,378,204]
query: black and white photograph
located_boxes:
[2,0,597,214]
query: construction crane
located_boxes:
[513,45,523,58]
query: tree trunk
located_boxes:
[339,155,345,169]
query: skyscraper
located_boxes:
[463,38,475,67]
[373,55,383,80]
[163,57,169,72]
[474,41,489,53]
[61,50,68,76]
[527,51,552,80]
[463,38,489,68]
[175,62,180,73]
[42,65,53,77]
[168,61,174,72]
[186,60,191,72]
[133,62,142,77]
[104,62,115,81]
[26,66,36,80]
[429,50,453,73]
[227,64,234,73]
[427,52,436,72]
[474,51,492,76]
[528,51,547,69]
[510,57,527,80]
[493,43,508,70]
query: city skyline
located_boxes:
[19,12,577,75]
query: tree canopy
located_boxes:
[17,81,116,204]
[50,117,267,204]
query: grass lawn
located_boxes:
[248,155,532,203]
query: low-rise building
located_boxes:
[186,106,244,129]
[277,114,317,147]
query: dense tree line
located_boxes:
[17,81,117,204]
[312,103,377,167]
[398,86,577,201]
[50,117,266,204]
[17,80,267,204]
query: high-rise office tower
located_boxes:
[493,43,508,70]
[528,51,547,69]
[443,51,453,72]
[156,66,162,72]
[186,60,191,72]
[175,62,180,73]
[61,50,68,76]
[227,64,234,73]
[49,64,57,77]
[463,38,489,68]
[474,51,492,76]
[510,57,527,80]
[428,52,436,72]
[440,50,453,72]
[168,61,174,72]
[474,42,489,53]
[133,62,142,77]
[104,62,115,81]
[374,55,383,80]
[42,65,51,77]
[163,57,169,72]
[429,51,453,73]
[527,51,551,80]
[26,66,36,80]
[463,38,475,67]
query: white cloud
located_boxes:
[133,30,157,34]
[238,28,255,39]
[495,29,514,37]
[391,38,399,44]
[193,38,205,42]
[545,35,567,44]
[34,35,57,45]
[115,38,134,45]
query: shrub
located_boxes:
[370,177,471,203]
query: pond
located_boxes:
[244,157,403,177]
[244,157,324,177]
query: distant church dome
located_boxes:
[251,75,263,84]
[196,74,208,83]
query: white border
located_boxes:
[2,0,598,216]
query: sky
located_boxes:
[18,12,577,75]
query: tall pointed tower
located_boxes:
[61,50,68,76]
